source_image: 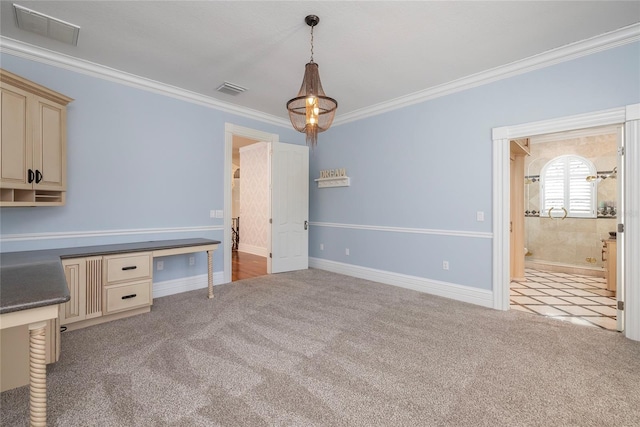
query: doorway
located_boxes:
[230,135,269,282]
[224,124,278,284]
[492,104,640,342]
[509,126,620,330]
[223,123,310,284]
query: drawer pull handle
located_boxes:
[121,294,137,300]
[122,266,137,271]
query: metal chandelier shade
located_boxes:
[286,15,337,148]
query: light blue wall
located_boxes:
[0,53,302,282]
[2,41,638,291]
[309,41,640,290]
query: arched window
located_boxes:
[540,155,596,218]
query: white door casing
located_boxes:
[269,141,309,274]
[492,104,640,341]
[616,125,625,332]
[224,124,278,284]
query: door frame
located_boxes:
[492,104,640,341]
[224,123,279,284]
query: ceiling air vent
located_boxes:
[216,82,247,96]
[13,4,80,46]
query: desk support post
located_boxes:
[28,321,47,427]
[207,250,214,299]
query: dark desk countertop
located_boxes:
[0,238,221,314]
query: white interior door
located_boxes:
[269,141,309,273]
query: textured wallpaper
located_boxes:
[239,142,269,254]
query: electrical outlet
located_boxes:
[189,256,195,266]
[157,261,164,271]
[442,261,449,270]
[476,211,485,222]
[320,243,324,250]
[345,248,350,256]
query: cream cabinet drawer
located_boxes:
[104,253,151,284]
[104,280,151,314]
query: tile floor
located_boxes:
[510,268,617,330]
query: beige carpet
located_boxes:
[1,269,639,426]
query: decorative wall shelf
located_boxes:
[314,176,350,188]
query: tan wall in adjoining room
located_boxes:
[524,132,617,272]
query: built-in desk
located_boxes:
[0,238,220,426]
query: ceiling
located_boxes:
[1,1,639,123]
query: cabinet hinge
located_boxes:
[618,301,624,311]
[618,223,624,233]
[618,146,625,156]
[269,253,272,258]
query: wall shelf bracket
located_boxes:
[314,176,350,188]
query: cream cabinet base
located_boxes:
[0,317,58,392]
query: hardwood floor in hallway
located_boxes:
[232,251,267,281]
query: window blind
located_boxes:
[541,155,596,218]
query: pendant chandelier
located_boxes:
[286,15,338,148]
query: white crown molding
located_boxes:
[0,225,223,242]
[0,37,290,128]
[309,257,493,308]
[335,23,640,126]
[1,22,637,132]
[309,221,492,239]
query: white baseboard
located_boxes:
[153,272,225,299]
[237,244,268,257]
[309,257,493,308]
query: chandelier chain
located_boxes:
[310,25,314,63]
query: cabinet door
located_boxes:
[0,85,32,189]
[61,258,87,324]
[607,241,617,292]
[32,95,66,191]
[60,257,103,325]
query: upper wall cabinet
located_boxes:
[0,68,73,206]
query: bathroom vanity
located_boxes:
[602,238,617,292]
